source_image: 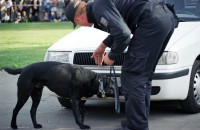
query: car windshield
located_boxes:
[165,0,200,21]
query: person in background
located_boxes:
[42,0,51,21]
[0,0,2,22]
[56,0,65,21]
[14,12,21,23]
[21,1,30,20]
[66,0,176,130]
[28,12,34,22]
[33,0,40,21]
[50,0,56,21]
[2,0,12,22]
[42,11,49,21]
[21,10,28,22]
[50,10,56,21]
[1,11,10,22]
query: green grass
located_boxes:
[0,22,74,70]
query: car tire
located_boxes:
[57,97,86,109]
[180,60,200,113]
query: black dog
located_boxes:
[4,61,99,129]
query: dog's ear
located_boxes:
[90,72,99,94]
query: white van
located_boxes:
[45,0,200,113]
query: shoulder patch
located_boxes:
[100,17,108,27]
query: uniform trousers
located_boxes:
[121,3,175,130]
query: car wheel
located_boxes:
[180,60,200,113]
[57,97,86,109]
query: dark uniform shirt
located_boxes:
[86,0,149,60]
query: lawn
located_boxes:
[0,22,74,70]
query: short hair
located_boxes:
[75,1,87,17]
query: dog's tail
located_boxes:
[3,67,23,75]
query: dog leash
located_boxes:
[109,65,120,114]
[98,74,106,98]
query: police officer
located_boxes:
[66,0,176,129]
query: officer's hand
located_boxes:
[91,43,106,65]
[103,53,114,65]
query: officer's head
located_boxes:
[65,0,93,28]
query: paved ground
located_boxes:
[1,71,200,130]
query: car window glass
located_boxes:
[165,0,200,21]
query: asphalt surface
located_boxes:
[1,71,200,130]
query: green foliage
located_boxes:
[0,22,73,70]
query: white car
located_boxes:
[44,0,200,113]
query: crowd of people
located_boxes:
[0,0,85,23]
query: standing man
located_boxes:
[66,0,176,130]
[2,0,13,22]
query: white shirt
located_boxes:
[3,0,13,9]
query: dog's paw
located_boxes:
[34,124,42,129]
[11,124,18,129]
[80,124,91,129]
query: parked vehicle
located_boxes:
[44,0,200,113]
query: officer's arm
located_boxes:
[94,0,131,60]
[103,35,114,48]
